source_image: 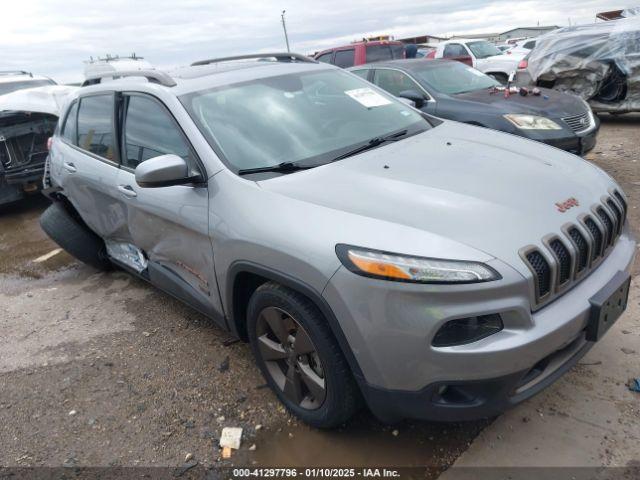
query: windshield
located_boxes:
[0,79,55,96]
[181,69,430,172]
[413,61,499,94]
[467,41,503,59]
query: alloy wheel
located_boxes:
[256,306,326,410]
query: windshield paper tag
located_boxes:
[345,88,392,108]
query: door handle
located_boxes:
[117,185,137,198]
[63,162,77,173]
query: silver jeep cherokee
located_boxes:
[41,53,636,428]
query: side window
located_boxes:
[524,41,536,49]
[61,101,78,144]
[366,45,392,63]
[374,69,422,97]
[443,43,466,58]
[350,69,370,80]
[123,94,194,170]
[77,95,115,161]
[334,49,355,68]
[316,52,333,64]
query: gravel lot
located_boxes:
[0,114,638,473]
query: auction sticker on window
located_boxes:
[345,88,392,108]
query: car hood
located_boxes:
[259,121,616,277]
[452,87,587,118]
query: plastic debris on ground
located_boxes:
[524,15,640,113]
[220,427,243,450]
[629,378,640,393]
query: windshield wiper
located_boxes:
[237,161,315,176]
[329,129,409,163]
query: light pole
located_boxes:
[281,10,290,52]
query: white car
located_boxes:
[433,39,525,83]
[507,38,537,57]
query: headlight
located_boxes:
[504,114,562,130]
[335,245,501,284]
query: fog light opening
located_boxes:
[433,385,478,405]
[432,314,503,347]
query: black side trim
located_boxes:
[226,261,366,384]
[148,262,220,320]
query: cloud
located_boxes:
[1,0,614,83]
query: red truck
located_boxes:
[313,40,405,68]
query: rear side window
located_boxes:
[350,69,369,80]
[443,44,467,57]
[523,40,536,49]
[374,69,422,97]
[316,52,333,63]
[334,49,355,68]
[366,45,393,63]
[61,101,78,144]
[122,94,194,170]
[77,95,114,161]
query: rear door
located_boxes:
[442,43,474,67]
[57,93,125,240]
[116,92,223,322]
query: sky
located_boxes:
[1,0,622,83]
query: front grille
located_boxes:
[522,194,626,308]
[596,207,614,247]
[568,227,589,274]
[584,217,603,260]
[562,111,592,133]
[549,239,571,285]
[526,250,551,298]
[606,198,623,235]
[613,191,627,222]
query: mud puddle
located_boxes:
[0,195,74,277]
[244,413,489,469]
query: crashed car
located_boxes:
[40,54,635,428]
[517,16,640,113]
[0,71,61,205]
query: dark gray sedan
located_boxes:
[349,59,599,155]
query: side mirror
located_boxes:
[397,97,416,108]
[398,89,425,109]
[135,154,195,188]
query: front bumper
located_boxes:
[323,229,636,422]
[538,126,598,156]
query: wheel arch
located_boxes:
[226,261,366,383]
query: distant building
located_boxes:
[450,32,501,42]
[496,26,559,41]
[397,34,446,45]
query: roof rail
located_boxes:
[191,52,316,67]
[0,70,33,77]
[81,70,176,87]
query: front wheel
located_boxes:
[247,282,359,428]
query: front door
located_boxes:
[115,92,224,323]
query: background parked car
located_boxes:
[506,38,537,56]
[350,59,599,155]
[0,71,57,206]
[433,39,525,83]
[313,40,405,68]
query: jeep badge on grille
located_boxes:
[556,197,580,212]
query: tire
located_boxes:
[39,201,111,270]
[488,72,508,84]
[247,282,359,428]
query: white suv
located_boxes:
[434,39,525,83]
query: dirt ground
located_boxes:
[0,114,638,474]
